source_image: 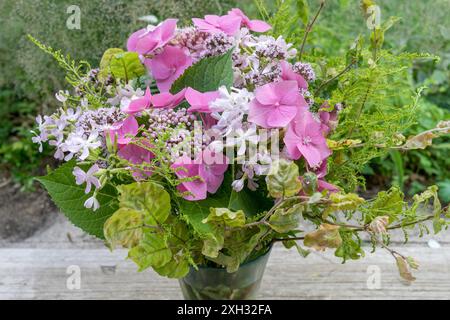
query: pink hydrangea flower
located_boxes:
[151,88,186,109]
[122,87,152,114]
[284,109,332,167]
[192,14,242,36]
[311,161,339,193]
[107,115,139,146]
[319,103,340,135]
[118,143,154,181]
[127,19,178,56]
[171,150,228,201]
[248,80,306,128]
[146,46,192,92]
[228,8,271,33]
[171,155,207,201]
[199,149,228,194]
[185,88,220,113]
[280,60,308,90]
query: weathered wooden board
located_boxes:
[1,244,449,300]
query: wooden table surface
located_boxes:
[1,215,449,300]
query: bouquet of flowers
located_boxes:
[31,4,449,298]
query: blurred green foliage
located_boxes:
[0,0,235,106]
[0,88,51,189]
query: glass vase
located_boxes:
[178,249,271,300]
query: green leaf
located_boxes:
[207,226,269,272]
[202,234,224,258]
[266,159,302,198]
[128,233,172,271]
[170,49,233,93]
[389,150,405,189]
[104,208,143,249]
[153,258,190,278]
[228,186,273,216]
[36,161,118,239]
[335,231,365,262]
[203,208,246,228]
[324,192,365,217]
[296,0,309,25]
[117,181,171,226]
[268,204,303,233]
[437,180,450,203]
[179,173,272,237]
[367,187,404,223]
[282,239,310,257]
[301,172,318,195]
[99,48,124,81]
[110,51,146,82]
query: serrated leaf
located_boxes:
[304,224,342,251]
[128,233,172,271]
[104,208,143,249]
[266,159,302,198]
[203,208,246,227]
[117,181,171,226]
[268,204,303,233]
[170,49,233,93]
[153,258,190,278]
[110,51,146,82]
[36,161,118,239]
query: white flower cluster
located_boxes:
[32,103,123,162]
[207,86,276,191]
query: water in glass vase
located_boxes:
[179,249,271,300]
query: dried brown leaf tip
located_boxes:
[395,255,419,283]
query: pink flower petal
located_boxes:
[147,46,192,92]
[127,19,178,55]
[125,87,152,114]
[108,116,139,145]
[297,143,322,167]
[171,157,207,201]
[151,88,186,109]
[185,88,220,113]
[228,8,271,33]
[266,104,298,127]
[280,60,308,90]
[274,80,299,105]
[192,17,221,33]
[193,14,241,36]
[159,19,178,44]
[283,125,302,160]
[254,83,278,105]
[248,100,273,128]
[127,28,147,53]
[218,15,242,35]
[247,19,271,32]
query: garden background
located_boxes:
[0,0,448,242]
